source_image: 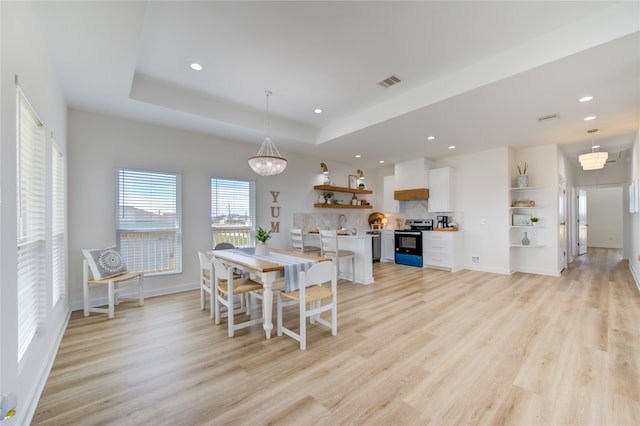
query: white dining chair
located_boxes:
[211,242,250,310]
[290,228,320,255]
[319,230,355,283]
[277,261,337,350]
[212,257,264,337]
[198,251,215,319]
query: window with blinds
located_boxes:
[17,87,46,361]
[211,179,255,248]
[116,168,182,275]
[52,141,65,306]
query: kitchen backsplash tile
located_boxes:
[292,211,462,231]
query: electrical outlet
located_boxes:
[0,393,17,419]
[472,256,479,263]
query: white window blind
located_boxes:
[16,88,46,361]
[117,168,182,275]
[211,178,255,248]
[52,141,65,306]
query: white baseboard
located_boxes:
[464,264,511,275]
[71,282,200,312]
[629,262,640,294]
[21,309,71,425]
[587,243,624,249]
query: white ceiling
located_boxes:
[31,1,640,170]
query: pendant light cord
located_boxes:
[265,90,272,138]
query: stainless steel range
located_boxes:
[394,219,432,267]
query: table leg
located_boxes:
[262,273,274,339]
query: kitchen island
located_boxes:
[303,232,374,284]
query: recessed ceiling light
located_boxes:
[584,115,596,121]
[448,145,456,149]
[190,62,203,71]
[579,96,593,102]
[379,160,385,164]
[314,108,323,114]
[355,154,361,158]
[427,136,435,140]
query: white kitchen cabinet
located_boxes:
[381,230,395,262]
[423,231,463,272]
[428,167,453,212]
[383,175,399,213]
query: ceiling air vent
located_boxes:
[537,113,559,122]
[378,75,401,88]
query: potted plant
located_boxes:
[531,217,540,226]
[255,226,271,256]
[324,192,334,204]
[358,182,365,189]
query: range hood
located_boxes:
[394,188,429,200]
[394,158,431,200]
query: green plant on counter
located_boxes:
[255,226,272,243]
[530,217,540,224]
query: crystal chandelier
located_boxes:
[248,91,287,176]
[578,129,608,170]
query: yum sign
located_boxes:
[269,191,280,234]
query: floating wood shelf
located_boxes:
[313,203,373,209]
[313,185,372,194]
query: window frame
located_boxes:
[52,140,66,306]
[116,167,183,276]
[210,178,256,249]
[16,87,47,362]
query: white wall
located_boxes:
[558,149,572,269]
[510,145,560,276]
[435,147,511,274]
[67,110,372,309]
[628,129,640,291]
[586,187,624,248]
[3,3,640,422]
[1,2,69,424]
[429,144,564,277]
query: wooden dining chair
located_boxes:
[319,230,355,283]
[277,261,337,350]
[212,257,264,337]
[290,228,320,255]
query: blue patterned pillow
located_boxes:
[82,246,128,280]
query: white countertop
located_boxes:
[304,232,372,238]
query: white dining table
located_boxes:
[208,248,330,339]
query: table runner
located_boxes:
[231,248,318,292]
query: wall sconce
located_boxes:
[357,169,365,180]
[320,162,331,184]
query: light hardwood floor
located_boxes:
[33,248,640,425]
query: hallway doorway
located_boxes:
[572,186,625,260]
